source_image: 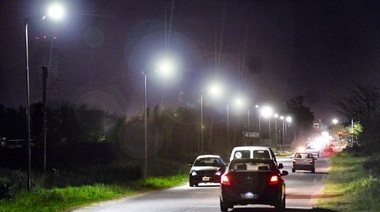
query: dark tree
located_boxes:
[285,96,315,142]
[334,84,380,152]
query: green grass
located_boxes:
[0,175,188,212]
[316,152,380,212]
[6,151,379,212]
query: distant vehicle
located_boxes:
[292,152,316,173]
[229,146,278,165]
[305,144,320,157]
[323,143,334,152]
[188,155,226,187]
[220,158,288,211]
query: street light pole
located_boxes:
[258,114,261,146]
[274,114,278,149]
[227,104,229,151]
[247,109,250,145]
[200,93,203,153]
[268,117,271,147]
[25,20,32,191]
[144,74,147,178]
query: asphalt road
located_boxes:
[72,156,332,212]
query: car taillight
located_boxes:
[221,174,230,185]
[292,159,296,164]
[269,175,279,185]
[309,160,314,164]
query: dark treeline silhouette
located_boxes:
[0,96,315,173]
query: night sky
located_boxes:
[1,0,380,122]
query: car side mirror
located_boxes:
[281,170,289,176]
[278,163,284,169]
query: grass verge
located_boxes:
[316,151,380,212]
[0,174,188,212]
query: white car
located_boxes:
[229,146,279,166]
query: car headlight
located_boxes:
[191,171,197,176]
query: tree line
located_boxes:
[0,95,316,168]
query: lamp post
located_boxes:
[200,93,203,152]
[254,105,261,145]
[285,116,292,145]
[260,106,273,147]
[25,3,65,191]
[247,109,250,145]
[279,116,284,150]
[226,104,229,151]
[25,19,32,191]
[143,60,175,178]
[274,114,279,149]
[143,73,148,179]
[200,83,222,153]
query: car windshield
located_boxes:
[230,160,275,171]
[295,153,313,158]
[194,157,220,166]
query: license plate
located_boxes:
[202,176,210,181]
[241,192,257,199]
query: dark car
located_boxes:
[220,159,288,211]
[188,155,226,187]
[292,152,316,173]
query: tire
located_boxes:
[292,168,295,173]
[189,179,198,187]
[275,194,286,211]
[220,198,228,212]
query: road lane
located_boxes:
[279,156,330,210]
[72,157,330,212]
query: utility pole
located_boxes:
[42,66,48,172]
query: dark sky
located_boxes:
[1,0,380,122]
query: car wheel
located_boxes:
[220,198,230,212]
[292,168,295,173]
[275,194,286,211]
[189,179,198,187]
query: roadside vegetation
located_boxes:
[316,147,380,212]
[0,163,188,212]
[2,83,380,211]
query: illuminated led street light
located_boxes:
[25,2,65,191]
[47,4,65,21]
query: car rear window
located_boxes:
[231,160,273,171]
[194,158,219,166]
[253,150,270,159]
[233,150,250,159]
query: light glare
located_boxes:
[47,4,65,21]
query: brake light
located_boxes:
[292,159,296,164]
[221,174,230,185]
[269,175,279,185]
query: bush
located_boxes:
[0,169,27,199]
[41,163,142,189]
[362,157,380,176]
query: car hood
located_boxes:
[190,166,220,172]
